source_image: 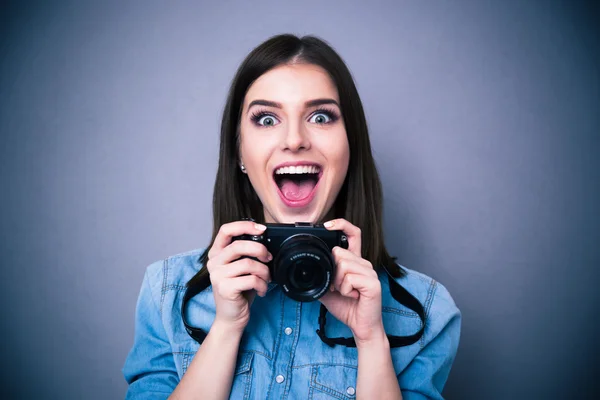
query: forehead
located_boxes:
[244,64,339,106]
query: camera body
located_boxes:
[232,222,348,302]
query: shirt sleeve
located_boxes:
[122,264,179,399]
[398,281,461,400]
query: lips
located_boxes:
[272,162,322,208]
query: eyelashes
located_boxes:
[249,107,341,128]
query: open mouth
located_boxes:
[273,164,322,207]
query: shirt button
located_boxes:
[346,386,356,396]
[284,327,293,335]
[275,375,285,383]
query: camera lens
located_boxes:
[289,259,325,290]
[272,234,334,302]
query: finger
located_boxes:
[339,273,380,300]
[208,221,267,258]
[332,246,372,267]
[217,239,272,265]
[220,257,271,283]
[331,248,375,290]
[319,289,354,311]
[217,274,269,299]
[323,218,361,256]
[339,274,360,299]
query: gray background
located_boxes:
[1,0,598,399]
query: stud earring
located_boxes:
[240,163,246,173]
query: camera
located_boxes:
[232,222,348,302]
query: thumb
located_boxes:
[318,290,340,310]
[318,290,355,318]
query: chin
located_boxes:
[266,201,325,224]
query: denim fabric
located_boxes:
[122,248,461,399]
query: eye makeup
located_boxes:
[249,107,341,127]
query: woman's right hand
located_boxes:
[206,221,272,332]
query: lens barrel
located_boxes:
[272,234,334,302]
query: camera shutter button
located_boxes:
[341,235,349,248]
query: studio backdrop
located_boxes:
[0,0,598,399]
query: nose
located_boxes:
[281,119,311,152]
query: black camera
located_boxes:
[232,222,348,302]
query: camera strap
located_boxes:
[316,266,426,348]
[182,266,425,348]
[182,274,211,344]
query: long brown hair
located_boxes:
[188,34,403,289]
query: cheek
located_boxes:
[240,133,276,183]
[326,133,350,172]
[241,148,268,176]
[240,127,264,163]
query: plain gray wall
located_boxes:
[1,0,598,399]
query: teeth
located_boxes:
[275,165,320,175]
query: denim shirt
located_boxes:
[122,248,461,399]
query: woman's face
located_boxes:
[239,63,350,224]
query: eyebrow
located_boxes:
[246,98,340,113]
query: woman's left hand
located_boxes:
[319,218,385,346]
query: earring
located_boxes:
[240,163,246,173]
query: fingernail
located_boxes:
[267,253,273,261]
[255,223,266,231]
[324,221,334,228]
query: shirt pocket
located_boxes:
[309,364,358,400]
[179,348,252,372]
[179,349,254,399]
[229,351,254,400]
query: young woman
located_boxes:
[123,34,461,400]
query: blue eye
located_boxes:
[309,109,339,125]
[251,112,280,127]
[250,108,340,127]
[309,113,331,124]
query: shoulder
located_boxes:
[143,248,205,299]
[125,248,207,382]
[403,265,457,315]
[383,264,458,315]
[380,264,461,347]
